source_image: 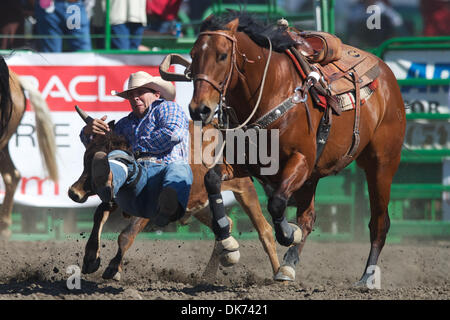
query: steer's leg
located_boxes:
[102,216,149,281]
[82,202,117,274]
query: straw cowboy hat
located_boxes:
[112,71,176,101]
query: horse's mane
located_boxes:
[200,11,296,53]
[0,56,13,140]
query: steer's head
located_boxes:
[68,131,113,203]
[68,106,128,203]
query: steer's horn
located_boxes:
[75,105,93,124]
[159,54,192,82]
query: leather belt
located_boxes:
[135,151,165,164]
[137,156,164,164]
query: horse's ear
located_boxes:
[225,18,239,34]
[203,14,214,23]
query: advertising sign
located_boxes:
[4,52,194,207]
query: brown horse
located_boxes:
[68,109,279,281]
[0,56,58,239]
[184,12,406,287]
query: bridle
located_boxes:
[192,31,272,132]
[194,31,237,100]
[192,30,273,168]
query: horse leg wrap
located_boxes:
[273,216,303,247]
[269,195,302,246]
[204,166,222,194]
[208,193,230,241]
[267,194,287,220]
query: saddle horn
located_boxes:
[159,54,192,82]
[75,105,93,124]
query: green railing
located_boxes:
[4,0,320,53]
[372,36,450,59]
[370,37,450,241]
[8,4,450,243]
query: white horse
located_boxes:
[0,56,58,239]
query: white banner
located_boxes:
[3,52,196,208]
[384,50,450,114]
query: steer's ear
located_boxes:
[108,120,116,130]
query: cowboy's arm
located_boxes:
[141,102,187,154]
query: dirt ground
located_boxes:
[0,238,449,300]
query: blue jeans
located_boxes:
[35,0,91,52]
[111,23,145,50]
[107,150,193,219]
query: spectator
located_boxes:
[146,0,182,35]
[420,0,450,36]
[35,0,92,52]
[0,0,34,50]
[188,0,209,22]
[347,0,405,48]
[91,0,147,50]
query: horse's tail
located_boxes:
[17,76,59,182]
[0,56,13,140]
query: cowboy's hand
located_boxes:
[84,115,110,136]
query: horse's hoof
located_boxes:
[353,277,375,290]
[102,266,120,281]
[112,272,121,281]
[220,250,240,267]
[352,276,380,290]
[274,265,295,281]
[82,257,101,274]
[352,279,371,291]
[353,266,381,290]
[217,236,240,267]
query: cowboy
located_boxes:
[80,71,192,227]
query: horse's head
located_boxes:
[188,17,240,125]
[68,106,129,203]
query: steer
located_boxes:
[68,108,279,281]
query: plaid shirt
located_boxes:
[81,99,190,164]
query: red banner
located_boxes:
[10,65,164,112]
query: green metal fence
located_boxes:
[369,36,450,241]
[7,2,450,242]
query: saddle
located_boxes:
[287,28,380,100]
[284,27,381,170]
